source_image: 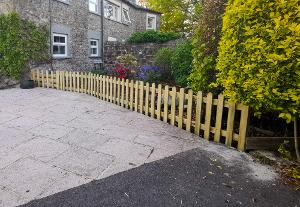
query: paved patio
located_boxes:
[0,88,282,206]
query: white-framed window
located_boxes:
[104,1,120,21]
[122,8,130,23]
[146,14,157,30]
[89,0,99,13]
[90,39,99,57]
[53,33,68,58]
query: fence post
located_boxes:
[125,79,129,108]
[130,80,134,110]
[134,81,139,112]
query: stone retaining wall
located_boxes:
[103,39,183,70]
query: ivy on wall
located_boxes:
[0,13,48,80]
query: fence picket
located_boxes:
[125,79,129,108]
[178,88,184,129]
[195,91,203,136]
[157,84,162,120]
[170,87,176,126]
[238,106,249,151]
[225,102,236,146]
[163,85,169,123]
[134,81,139,112]
[150,83,156,118]
[117,78,121,105]
[186,89,193,132]
[130,80,134,110]
[121,79,125,107]
[139,81,144,113]
[145,83,150,116]
[204,93,213,140]
[214,94,224,142]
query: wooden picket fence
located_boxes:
[31,69,249,151]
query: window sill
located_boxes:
[55,0,70,5]
[89,11,101,16]
[52,56,72,60]
[89,56,101,58]
[105,17,122,24]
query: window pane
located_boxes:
[90,40,97,46]
[54,36,60,43]
[53,45,59,54]
[59,46,66,54]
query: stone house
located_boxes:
[0,0,161,71]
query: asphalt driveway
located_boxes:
[0,88,298,206]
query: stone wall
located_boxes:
[104,39,182,70]
[1,0,161,72]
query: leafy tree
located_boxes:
[188,0,227,92]
[216,0,300,160]
[0,13,48,80]
[144,0,202,35]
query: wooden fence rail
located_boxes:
[31,69,249,151]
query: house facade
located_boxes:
[0,0,161,71]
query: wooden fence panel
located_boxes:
[31,70,249,151]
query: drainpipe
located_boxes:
[48,0,53,71]
[101,0,105,69]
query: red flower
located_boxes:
[113,64,129,79]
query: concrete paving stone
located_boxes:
[0,103,27,114]
[0,158,66,199]
[98,159,139,179]
[14,137,70,162]
[97,125,141,142]
[96,138,153,164]
[15,107,49,119]
[30,123,74,140]
[0,147,25,169]
[0,112,20,124]
[145,147,184,163]
[3,117,44,131]
[38,173,92,199]
[0,127,35,149]
[37,112,77,125]
[134,134,186,151]
[0,186,27,207]
[59,129,110,151]
[64,116,109,131]
[50,147,114,178]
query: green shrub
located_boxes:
[116,54,138,68]
[154,47,173,69]
[127,30,180,44]
[216,0,300,122]
[0,13,48,80]
[188,0,227,92]
[170,42,193,87]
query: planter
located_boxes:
[20,80,35,89]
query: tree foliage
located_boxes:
[145,0,202,35]
[0,13,48,80]
[216,0,300,122]
[170,41,193,87]
[188,0,227,92]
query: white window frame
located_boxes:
[90,39,99,57]
[52,33,68,58]
[104,1,121,21]
[122,7,130,23]
[146,13,157,30]
[89,0,99,14]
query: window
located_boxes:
[89,0,99,13]
[122,8,130,23]
[147,14,156,30]
[90,39,99,57]
[104,2,120,21]
[53,33,68,58]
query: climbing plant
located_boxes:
[0,13,48,80]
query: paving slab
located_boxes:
[0,88,295,207]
